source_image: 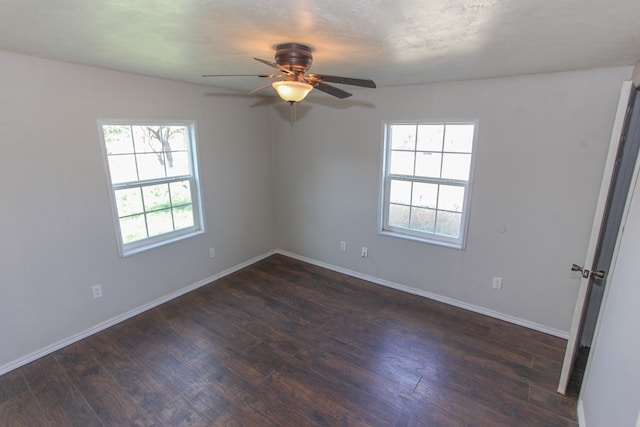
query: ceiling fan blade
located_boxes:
[309,74,376,88]
[248,82,274,95]
[202,73,278,78]
[253,57,293,75]
[312,82,352,99]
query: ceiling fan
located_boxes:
[203,43,376,104]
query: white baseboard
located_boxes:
[1,248,568,377]
[0,250,275,376]
[577,399,586,426]
[276,249,569,339]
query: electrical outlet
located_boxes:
[492,277,503,290]
[340,241,347,252]
[92,284,103,299]
[209,247,216,258]
[361,246,368,258]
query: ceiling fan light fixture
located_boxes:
[272,80,313,103]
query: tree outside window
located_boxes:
[99,121,204,256]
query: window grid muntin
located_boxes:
[382,120,476,248]
[105,124,191,182]
[112,178,195,237]
[385,176,468,238]
[99,120,203,256]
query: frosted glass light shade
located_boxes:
[272,81,313,103]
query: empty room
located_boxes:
[1,1,639,426]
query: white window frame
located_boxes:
[380,119,478,249]
[98,119,205,257]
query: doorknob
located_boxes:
[571,264,590,278]
[571,264,606,280]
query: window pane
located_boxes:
[417,124,444,151]
[415,152,442,178]
[136,126,186,153]
[436,211,462,237]
[108,155,138,184]
[412,182,438,208]
[410,207,435,232]
[100,121,202,255]
[383,120,475,248]
[103,125,133,154]
[438,185,465,212]
[142,184,171,211]
[146,209,174,237]
[114,188,143,217]
[133,126,160,154]
[166,151,190,177]
[441,153,471,180]
[390,151,415,175]
[173,205,194,229]
[389,204,410,228]
[444,124,474,153]
[167,127,187,150]
[391,125,416,150]
[390,180,412,205]
[170,180,192,206]
[137,153,167,181]
[120,214,147,243]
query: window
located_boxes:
[98,120,204,256]
[381,120,477,249]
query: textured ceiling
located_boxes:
[1,0,639,97]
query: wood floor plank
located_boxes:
[0,391,50,427]
[436,335,561,393]
[54,341,159,426]
[441,330,534,368]
[532,352,564,377]
[201,362,316,426]
[254,348,399,426]
[0,254,577,425]
[0,369,28,405]
[293,340,421,399]
[85,333,211,425]
[20,354,102,427]
[466,384,578,427]
[528,384,580,422]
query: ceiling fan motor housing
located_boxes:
[275,43,313,73]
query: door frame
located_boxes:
[557,80,635,394]
[577,93,640,422]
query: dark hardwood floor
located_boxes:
[0,254,579,426]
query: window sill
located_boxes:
[379,230,465,250]
[120,228,205,257]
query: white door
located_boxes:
[578,128,640,426]
[557,81,636,394]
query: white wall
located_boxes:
[273,67,632,333]
[0,51,275,369]
[632,61,640,87]
[579,98,640,427]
